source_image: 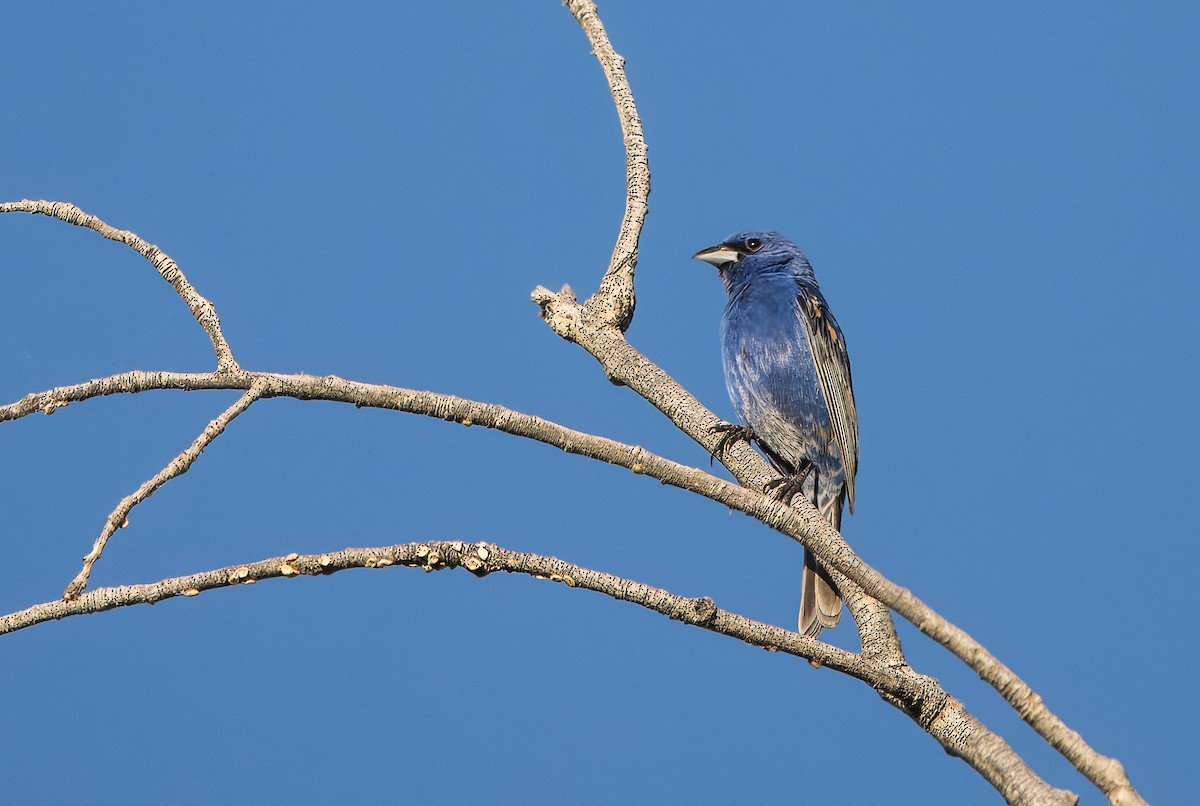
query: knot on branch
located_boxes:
[459,542,495,577]
[685,596,718,626]
[905,674,954,732]
[582,261,636,333]
[531,284,582,341]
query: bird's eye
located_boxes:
[745,237,763,252]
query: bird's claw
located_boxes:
[764,461,819,505]
[710,421,756,464]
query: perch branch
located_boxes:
[0,1,1143,800]
[536,232,1141,806]
[534,3,1143,803]
[0,362,1139,804]
[0,358,1138,803]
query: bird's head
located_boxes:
[693,231,811,289]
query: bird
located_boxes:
[693,231,858,638]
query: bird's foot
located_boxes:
[764,461,818,505]
[710,421,756,464]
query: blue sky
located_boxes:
[2,2,1195,803]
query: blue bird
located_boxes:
[694,232,858,637]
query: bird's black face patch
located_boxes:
[723,235,767,257]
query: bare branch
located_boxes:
[0,368,809,523]
[0,2,1146,802]
[0,358,1140,803]
[0,200,240,372]
[539,230,1142,806]
[61,379,268,600]
[0,539,1075,805]
[533,4,1143,803]
[836,570,905,666]
[565,0,649,331]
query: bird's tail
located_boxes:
[798,494,843,638]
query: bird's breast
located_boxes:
[721,292,831,439]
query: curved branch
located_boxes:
[0,539,1074,805]
[534,5,1142,803]
[0,199,240,372]
[0,2,1142,800]
[0,360,1144,803]
[566,0,649,331]
[0,362,1143,803]
[0,368,800,516]
[836,570,904,666]
[537,277,1140,806]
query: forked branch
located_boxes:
[0,2,1145,803]
[536,3,1141,804]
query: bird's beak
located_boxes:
[692,243,739,269]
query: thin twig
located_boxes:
[62,380,267,600]
[0,539,1075,805]
[0,200,240,372]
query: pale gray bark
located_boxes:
[0,3,1147,804]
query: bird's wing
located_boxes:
[796,287,859,513]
